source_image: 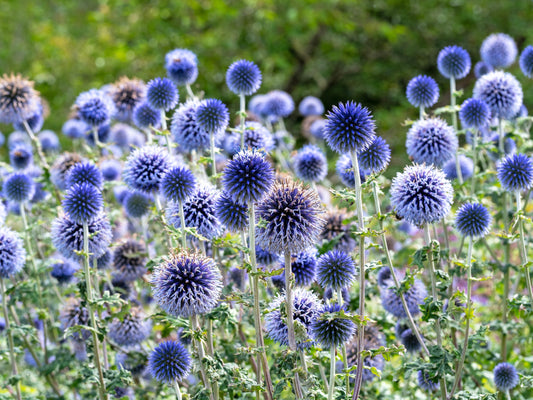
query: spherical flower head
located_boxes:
[443,155,474,181]
[299,96,325,116]
[222,149,275,204]
[226,59,262,96]
[459,98,491,129]
[3,172,35,203]
[381,278,427,318]
[310,119,327,140]
[455,202,491,238]
[9,145,33,170]
[165,49,198,86]
[226,122,274,155]
[493,362,519,391]
[170,99,210,153]
[406,118,457,167]
[336,154,367,188]
[0,74,40,124]
[265,288,321,349]
[101,159,121,181]
[151,251,222,318]
[262,90,294,118]
[325,101,376,154]
[123,190,152,218]
[249,94,267,117]
[519,45,533,78]
[310,303,355,349]
[279,248,318,287]
[481,33,518,68]
[123,145,170,193]
[62,119,89,139]
[346,324,385,382]
[160,165,196,202]
[256,178,325,254]
[133,102,161,129]
[38,130,60,152]
[321,210,357,254]
[146,77,179,111]
[497,153,533,192]
[418,370,440,392]
[195,98,229,133]
[50,152,83,191]
[108,307,151,347]
[473,71,523,120]
[395,321,422,353]
[50,257,78,285]
[474,61,493,78]
[109,76,146,122]
[215,191,249,232]
[437,45,471,79]
[12,101,44,133]
[316,250,356,290]
[358,135,391,174]
[75,89,116,127]
[293,144,328,183]
[148,340,192,384]
[110,123,142,148]
[406,75,439,108]
[62,183,103,224]
[113,240,147,283]
[65,162,103,189]
[256,243,278,266]
[0,228,26,278]
[60,298,90,341]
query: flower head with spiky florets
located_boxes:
[493,362,519,392]
[336,154,367,188]
[299,96,325,116]
[381,276,427,318]
[497,153,533,192]
[262,90,294,118]
[226,60,262,96]
[418,370,440,392]
[459,98,491,129]
[316,250,356,291]
[65,162,103,189]
[110,123,143,148]
[481,33,518,69]
[108,307,151,347]
[160,165,196,203]
[215,191,249,232]
[0,74,41,125]
[109,77,146,122]
[123,191,152,219]
[406,75,439,108]
[473,71,523,120]
[146,77,179,111]
[278,248,318,287]
[406,118,457,167]
[50,152,83,190]
[474,61,493,78]
[62,119,89,139]
[358,135,391,174]
[60,298,90,341]
[293,144,328,183]
[256,243,278,266]
[113,240,147,283]
[443,155,474,181]
[151,251,222,318]
[310,303,355,349]
[148,340,192,384]
[310,119,327,140]
[170,99,211,153]
[195,98,229,133]
[3,172,34,203]
[101,159,121,181]
[133,102,161,130]
[455,202,491,238]
[0,228,26,278]
[321,210,357,254]
[75,89,115,127]
[165,49,198,86]
[38,130,59,152]
[519,46,533,78]
[396,321,422,353]
[62,183,103,224]
[346,324,385,382]
[50,257,78,285]
[437,45,471,79]
[123,145,170,193]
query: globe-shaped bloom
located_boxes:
[256,178,325,254]
[493,362,519,391]
[65,162,103,189]
[262,90,294,118]
[108,307,151,347]
[418,370,440,392]
[310,119,327,140]
[325,101,376,154]
[100,159,121,181]
[249,94,267,117]
[160,165,197,202]
[133,102,162,129]
[195,98,229,133]
[110,123,142,148]
[406,118,457,167]
[443,155,474,181]
[151,251,222,317]
[148,340,192,384]
[437,45,471,79]
[299,96,325,116]
[50,257,78,285]
[256,244,278,266]
[473,71,523,120]
[62,183,103,224]
[226,59,262,96]
[225,122,274,155]
[345,324,385,382]
[321,210,357,254]
[390,164,454,227]
[0,74,40,125]
[165,49,198,86]
[293,145,328,183]
[146,77,179,111]
[406,75,439,108]
[12,101,44,133]
[336,154,367,188]
[38,130,60,152]
[381,277,427,318]
[109,76,146,122]
[358,135,391,174]
[316,250,356,290]
[497,153,533,192]
[215,191,249,232]
[123,191,152,218]
[75,89,116,127]
[62,119,89,139]
[222,150,275,204]
[8,131,31,149]
[0,228,26,278]
[474,61,494,78]
[3,172,34,203]
[481,33,518,68]
[113,240,147,283]
[396,321,422,353]
[279,248,318,287]
[170,99,211,153]
[50,152,83,191]
[459,98,491,129]
[123,146,170,193]
[310,303,355,349]
[60,298,90,341]
[455,202,491,238]
[9,145,33,170]
[519,45,533,78]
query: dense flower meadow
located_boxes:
[0,32,533,400]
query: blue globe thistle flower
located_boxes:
[279,248,318,287]
[481,33,518,68]
[346,324,385,382]
[256,244,279,266]
[406,75,440,108]
[488,133,516,161]
[0,228,26,278]
[316,250,356,291]
[215,191,249,232]
[513,104,528,120]
[75,89,116,127]
[358,135,391,174]
[3,172,35,203]
[377,266,393,288]
[310,303,355,349]
[474,61,493,79]
[52,213,112,261]
[493,362,519,391]
[299,96,325,116]
[293,144,328,183]
[195,98,229,133]
[321,210,357,254]
[222,149,275,204]
[226,122,274,155]
[148,340,192,384]
[101,159,121,181]
[151,251,223,318]
[50,257,78,285]
[519,45,533,78]
[381,278,427,318]
[256,178,325,254]
[113,240,147,283]
[133,102,162,129]
[9,145,33,170]
[65,162,103,189]
[262,90,295,118]
[437,45,471,79]
[115,352,147,378]
[309,119,327,140]
[390,164,454,226]
[265,288,321,348]
[96,249,113,270]
[50,153,83,190]
[110,123,141,148]
[336,154,367,188]
[418,370,440,392]
[62,119,89,139]
[8,131,31,150]
[459,98,491,129]
[226,59,262,96]
[228,266,247,291]
[38,130,60,152]
[12,101,44,133]
[123,190,152,218]
[62,183,103,224]
[455,202,491,238]
[473,71,523,120]
[497,153,533,192]
[60,298,90,341]
[109,77,147,122]
[170,99,211,153]
[443,155,474,181]
[249,94,267,117]
[0,74,41,125]
[396,321,422,353]
[123,145,170,193]
[406,118,457,167]
[160,165,197,203]
[165,49,198,86]
[108,307,151,347]
[114,185,129,205]
[325,101,376,154]
[146,77,179,111]
[324,287,350,304]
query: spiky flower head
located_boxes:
[310,119,327,140]
[279,248,318,287]
[101,159,121,181]
[310,303,355,349]
[256,178,325,254]
[146,77,179,111]
[160,165,196,203]
[256,243,278,266]
[299,96,325,116]
[381,276,427,318]
[170,99,211,153]
[437,45,471,79]
[459,98,491,129]
[75,89,115,127]
[195,98,229,133]
[316,250,356,290]
[493,362,519,391]
[62,183,103,224]
[60,298,90,341]
[113,240,147,283]
[62,119,89,139]
[395,321,422,353]
[110,123,143,148]
[3,172,35,203]
[151,251,222,318]
[519,45,533,78]
[123,146,170,193]
[293,144,328,183]
[474,70,523,120]
[262,90,294,118]
[65,162,103,189]
[109,76,146,122]
[0,228,26,278]
[165,49,198,86]
[325,101,376,154]
[50,257,78,285]
[132,102,161,129]
[215,191,249,232]
[443,155,474,181]
[481,33,518,68]
[225,122,274,155]
[474,61,493,78]
[418,370,440,392]
[9,145,33,170]
[406,118,457,167]
[358,135,391,174]
[336,154,367,188]
[108,307,151,347]
[0,74,40,124]
[50,152,83,190]
[346,324,385,382]
[497,153,533,192]
[123,190,152,218]
[321,210,357,254]
[226,59,262,96]
[406,75,439,108]
[455,202,491,238]
[148,340,192,384]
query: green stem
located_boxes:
[161,110,173,155]
[1,277,22,400]
[516,192,533,303]
[239,94,246,149]
[210,131,217,178]
[471,130,478,196]
[178,200,187,249]
[501,268,509,362]
[450,77,463,184]
[92,127,101,148]
[205,319,219,400]
[420,106,425,120]
[190,314,214,400]
[173,380,182,400]
[186,84,195,100]
[328,347,336,400]
[498,118,504,155]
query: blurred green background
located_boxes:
[1,0,533,168]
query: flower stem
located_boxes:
[160,110,173,155]
[190,314,214,400]
[498,118,504,155]
[328,347,336,400]
[173,380,182,400]
[1,277,22,400]
[178,200,187,249]
[210,131,217,178]
[239,94,246,149]
[92,127,101,148]
[516,192,533,303]
[205,318,219,400]
[186,84,195,100]
[450,77,463,184]
[471,130,478,195]
[420,106,425,120]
